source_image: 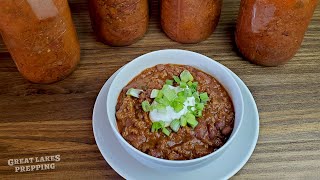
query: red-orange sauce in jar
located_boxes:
[89,0,149,46]
[0,0,80,83]
[235,0,318,66]
[161,0,222,43]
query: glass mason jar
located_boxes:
[0,0,80,83]
[161,0,223,43]
[89,0,149,46]
[235,0,318,66]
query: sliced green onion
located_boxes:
[187,118,198,129]
[175,96,187,103]
[193,92,200,103]
[172,101,184,112]
[152,103,166,113]
[190,82,198,92]
[192,82,198,88]
[177,91,185,97]
[151,121,165,132]
[180,82,187,88]
[150,89,160,98]
[184,88,192,97]
[180,115,187,126]
[185,113,196,120]
[180,70,194,82]
[142,101,151,112]
[191,109,197,116]
[170,119,180,132]
[195,110,202,117]
[195,103,204,111]
[187,106,195,112]
[166,79,173,85]
[150,103,167,113]
[155,96,171,106]
[155,97,161,104]
[200,92,209,103]
[126,88,143,98]
[146,70,205,133]
[159,121,165,127]
[173,76,181,83]
[156,90,163,99]
[162,85,177,102]
[162,127,171,136]
[185,113,198,128]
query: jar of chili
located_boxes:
[89,0,149,46]
[0,0,80,83]
[235,0,318,66]
[161,0,222,43]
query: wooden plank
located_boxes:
[0,0,319,179]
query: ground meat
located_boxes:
[116,64,234,160]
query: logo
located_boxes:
[7,154,60,173]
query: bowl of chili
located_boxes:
[106,49,244,170]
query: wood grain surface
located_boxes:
[0,0,319,179]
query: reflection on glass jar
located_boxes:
[235,0,318,66]
[0,0,80,83]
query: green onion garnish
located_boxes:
[173,76,181,83]
[184,88,192,97]
[193,92,200,103]
[156,90,163,99]
[126,88,143,98]
[187,118,198,129]
[187,106,195,112]
[175,96,187,103]
[180,70,194,82]
[151,121,170,136]
[170,119,180,132]
[195,103,204,111]
[195,110,202,117]
[172,101,184,112]
[177,91,185,97]
[180,82,187,88]
[162,85,177,101]
[180,115,187,126]
[143,69,210,135]
[166,79,173,85]
[152,103,166,113]
[192,82,198,88]
[200,92,209,103]
[185,113,198,129]
[155,96,171,106]
[151,121,165,132]
[162,127,171,136]
[150,89,160,98]
[142,101,151,112]
[190,82,198,92]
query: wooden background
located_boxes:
[0,0,319,179]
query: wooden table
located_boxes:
[0,0,319,179]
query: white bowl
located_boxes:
[107,49,244,171]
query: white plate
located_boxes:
[93,67,259,180]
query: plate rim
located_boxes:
[224,68,260,179]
